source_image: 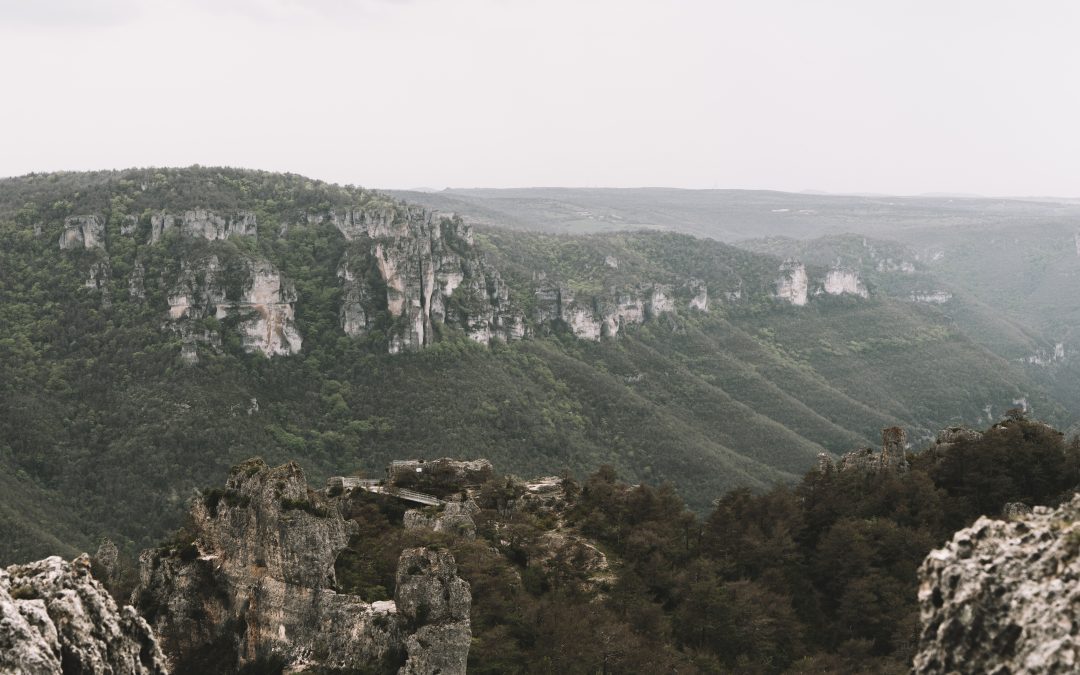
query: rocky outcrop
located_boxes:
[58,215,105,250]
[326,204,701,351]
[822,427,909,475]
[822,267,868,298]
[330,206,524,352]
[1,554,166,675]
[532,282,683,341]
[134,458,471,674]
[404,500,479,539]
[775,259,808,306]
[914,494,1080,674]
[150,209,257,243]
[395,548,472,675]
[166,255,301,359]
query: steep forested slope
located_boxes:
[0,168,1063,562]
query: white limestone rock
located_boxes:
[914,494,1080,674]
[0,555,166,675]
[58,215,105,250]
[166,256,301,359]
[822,267,868,298]
[775,259,808,306]
[150,209,257,243]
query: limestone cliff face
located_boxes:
[58,215,106,250]
[776,260,871,305]
[166,255,301,361]
[0,554,167,675]
[775,259,809,306]
[914,494,1080,674]
[530,282,683,342]
[328,206,524,353]
[822,267,868,298]
[134,458,471,674]
[150,208,258,243]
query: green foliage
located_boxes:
[0,166,1071,568]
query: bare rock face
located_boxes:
[329,206,523,352]
[822,266,869,298]
[58,215,106,250]
[150,208,257,243]
[134,458,471,674]
[0,554,166,675]
[395,548,472,675]
[914,494,1080,674]
[166,255,302,360]
[326,204,701,351]
[775,259,809,306]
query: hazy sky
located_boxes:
[2,0,1079,195]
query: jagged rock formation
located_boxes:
[395,548,472,675]
[821,427,909,474]
[329,206,525,352]
[166,255,302,360]
[323,203,705,351]
[914,494,1080,674]
[134,458,470,673]
[775,259,809,306]
[821,266,868,298]
[54,199,716,358]
[150,209,257,243]
[0,554,166,675]
[58,214,105,250]
[531,282,682,341]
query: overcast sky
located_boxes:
[2,0,1079,196]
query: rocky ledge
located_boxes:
[914,493,1080,674]
[0,554,167,675]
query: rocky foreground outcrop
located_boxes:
[134,458,471,673]
[0,554,167,675]
[914,493,1080,674]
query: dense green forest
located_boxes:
[347,416,1079,674]
[0,168,1068,563]
[116,415,1080,674]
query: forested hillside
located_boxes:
[0,168,1066,562]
